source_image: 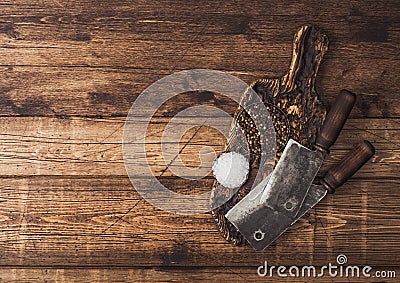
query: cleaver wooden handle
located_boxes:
[320,141,375,193]
[315,90,356,155]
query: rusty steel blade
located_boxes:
[222,174,271,224]
[225,139,323,251]
[293,184,327,223]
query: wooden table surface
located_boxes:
[0,0,399,282]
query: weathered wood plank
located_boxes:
[0,117,398,177]
[0,267,398,283]
[0,177,398,266]
[0,1,399,31]
[0,65,398,118]
[0,31,398,60]
[2,0,400,14]
[0,1,398,118]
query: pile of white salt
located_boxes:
[212,152,249,189]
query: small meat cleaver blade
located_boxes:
[225,139,323,251]
[226,90,356,251]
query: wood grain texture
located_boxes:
[0,0,399,281]
[0,177,399,267]
[0,267,398,283]
[0,118,398,177]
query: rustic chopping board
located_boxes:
[211,25,328,245]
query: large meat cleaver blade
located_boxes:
[225,90,356,251]
[294,140,375,222]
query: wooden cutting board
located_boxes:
[211,25,328,245]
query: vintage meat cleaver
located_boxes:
[294,140,375,221]
[225,90,358,251]
[226,140,374,251]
